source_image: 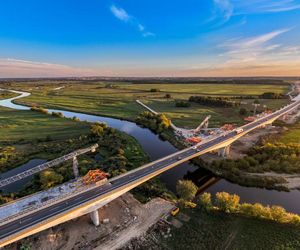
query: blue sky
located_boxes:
[0,0,300,77]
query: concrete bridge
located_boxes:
[0,96,299,248]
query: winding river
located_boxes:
[1,89,300,213]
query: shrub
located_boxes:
[176,180,198,201]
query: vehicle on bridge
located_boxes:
[235,128,244,134]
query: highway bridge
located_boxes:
[0,95,299,247]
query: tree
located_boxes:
[150,88,160,92]
[270,205,286,222]
[165,93,171,99]
[39,170,64,189]
[239,107,247,115]
[253,99,260,104]
[176,180,198,201]
[197,192,212,210]
[90,122,107,137]
[215,192,240,213]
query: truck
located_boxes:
[235,128,244,134]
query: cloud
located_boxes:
[0,58,100,78]
[110,5,130,22]
[211,0,300,25]
[213,0,234,22]
[110,4,155,37]
[219,29,290,62]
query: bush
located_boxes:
[136,112,171,133]
[215,192,240,213]
[175,101,191,108]
[176,180,198,201]
[30,106,49,114]
[189,96,239,108]
[150,88,160,92]
[51,112,64,118]
[197,192,212,210]
[239,107,248,115]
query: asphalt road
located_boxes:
[0,98,299,242]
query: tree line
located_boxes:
[136,111,171,133]
[189,96,240,108]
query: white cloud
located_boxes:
[213,0,234,21]
[0,58,100,78]
[110,4,155,37]
[211,0,300,24]
[220,29,290,61]
[110,5,130,22]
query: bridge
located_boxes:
[0,95,299,248]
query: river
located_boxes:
[1,89,300,213]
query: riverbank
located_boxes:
[123,206,300,250]
[0,106,152,203]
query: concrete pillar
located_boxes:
[225,145,230,157]
[204,120,209,129]
[218,146,230,158]
[90,210,100,226]
[72,156,79,178]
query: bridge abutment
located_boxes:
[90,210,100,226]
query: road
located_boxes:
[0,97,299,243]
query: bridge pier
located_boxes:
[90,210,100,226]
[72,156,79,178]
[218,145,231,158]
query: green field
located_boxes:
[0,107,90,142]
[0,90,18,100]
[115,83,289,96]
[2,81,290,128]
[277,121,300,144]
[160,209,300,250]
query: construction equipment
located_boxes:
[221,124,235,131]
[244,116,256,122]
[186,137,202,144]
[82,169,109,186]
[171,207,180,216]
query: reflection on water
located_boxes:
[0,159,46,194]
[1,89,300,213]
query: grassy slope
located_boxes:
[6,82,290,128]
[161,210,300,250]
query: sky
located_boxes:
[0,0,300,77]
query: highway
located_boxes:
[0,97,299,244]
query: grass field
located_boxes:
[0,107,90,142]
[0,90,18,100]
[277,121,300,144]
[161,209,300,250]
[1,81,290,128]
[115,83,289,96]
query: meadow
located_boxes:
[3,81,290,128]
[161,209,300,250]
[0,106,90,142]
